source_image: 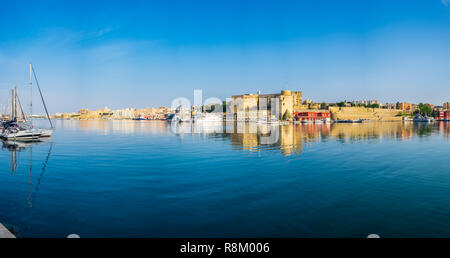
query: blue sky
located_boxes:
[0,0,449,113]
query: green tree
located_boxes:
[418,103,433,116]
[337,102,347,107]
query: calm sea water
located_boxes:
[0,119,449,238]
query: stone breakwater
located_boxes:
[329,107,403,121]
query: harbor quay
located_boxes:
[0,223,15,238]
[45,90,450,124]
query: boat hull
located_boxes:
[38,129,53,137]
[2,134,42,141]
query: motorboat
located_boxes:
[170,106,192,123]
[314,119,323,124]
[335,119,363,123]
[194,113,223,123]
[413,114,434,122]
[133,115,148,121]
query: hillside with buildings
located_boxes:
[48,91,450,123]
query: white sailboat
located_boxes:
[1,64,53,140]
[1,86,41,141]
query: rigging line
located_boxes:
[15,91,27,122]
[31,67,53,129]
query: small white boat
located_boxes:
[171,112,191,122]
[402,117,413,122]
[194,113,223,123]
[314,119,323,124]
[171,106,192,123]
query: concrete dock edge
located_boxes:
[0,223,16,238]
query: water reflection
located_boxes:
[172,121,450,156]
[50,120,450,157]
[1,139,53,207]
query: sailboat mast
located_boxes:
[9,89,13,119]
[30,63,33,125]
[13,86,17,119]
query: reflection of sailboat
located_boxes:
[2,139,53,207]
[28,142,53,208]
[2,140,38,173]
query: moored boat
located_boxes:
[194,113,223,123]
[413,114,434,122]
[1,64,54,141]
[314,119,323,124]
[1,128,42,141]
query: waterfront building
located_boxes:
[383,103,397,109]
[435,111,450,121]
[396,102,413,111]
[111,108,135,119]
[424,103,434,109]
[78,109,100,119]
[54,112,77,119]
[97,107,113,118]
[444,102,450,110]
[73,106,170,120]
[352,100,380,106]
[77,108,113,119]
[294,111,331,122]
[231,90,302,121]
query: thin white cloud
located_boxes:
[443,0,450,6]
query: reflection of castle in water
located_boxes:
[51,120,450,157]
[174,121,449,157]
[228,123,305,156]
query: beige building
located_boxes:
[112,108,135,119]
[445,102,450,110]
[78,109,100,119]
[424,103,434,109]
[231,90,302,121]
[396,102,412,111]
